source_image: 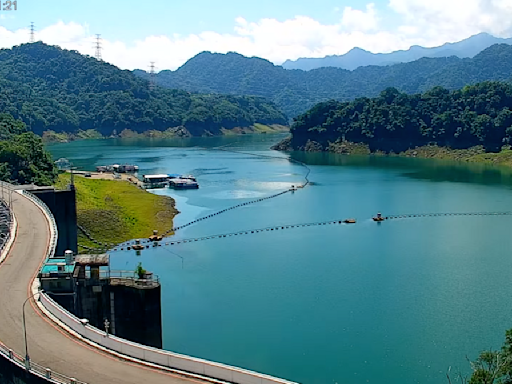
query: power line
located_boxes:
[94,34,102,61]
[29,22,35,43]
[149,62,156,91]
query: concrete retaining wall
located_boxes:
[39,293,297,384]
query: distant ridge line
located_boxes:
[282,32,512,71]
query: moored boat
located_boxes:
[132,239,145,251]
[373,213,385,222]
[169,178,199,189]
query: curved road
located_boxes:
[0,191,203,383]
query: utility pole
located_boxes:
[149,62,156,91]
[29,22,35,43]
[70,166,76,190]
[94,34,102,61]
[22,290,43,370]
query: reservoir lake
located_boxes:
[48,134,512,384]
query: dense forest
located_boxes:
[0,113,56,185]
[277,81,512,153]
[137,44,512,119]
[0,43,287,137]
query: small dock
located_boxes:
[142,174,199,190]
[96,164,139,173]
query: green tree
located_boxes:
[0,42,287,137]
[0,114,56,185]
[287,81,512,153]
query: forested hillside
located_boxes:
[138,44,512,119]
[0,43,287,137]
[276,82,512,153]
[0,113,56,185]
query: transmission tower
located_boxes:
[29,22,35,43]
[94,34,102,61]
[149,62,156,91]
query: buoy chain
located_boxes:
[162,146,312,235]
[386,211,512,220]
[163,190,292,235]
[77,225,116,248]
[97,210,512,253]
[110,218,354,252]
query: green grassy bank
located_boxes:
[55,174,178,252]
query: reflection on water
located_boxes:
[291,151,512,188]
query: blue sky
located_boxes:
[4,0,390,40]
[0,0,510,70]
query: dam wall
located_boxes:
[31,187,77,256]
[40,291,298,384]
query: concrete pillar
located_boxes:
[110,291,116,335]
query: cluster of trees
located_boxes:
[0,114,56,185]
[141,44,512,119]
[287,82,512,152]
[0,43,287,137]
[457,328,512,383]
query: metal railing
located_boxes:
[0,339,86,384]
[0,182,14,258]
[21,189,58,259]
[0,183,85,384]
[0,202,12,255]
[82,270,160,288]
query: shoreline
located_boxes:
[273,137,512,168]
[43,124,290,144]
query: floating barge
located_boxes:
[169,178,199,189]
[142,174,169,189]
[97,164,139,173]
[168,174,199,189]
[141,174,200,189]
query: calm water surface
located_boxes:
[48,135,512,384]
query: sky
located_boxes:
[0,0,511,71]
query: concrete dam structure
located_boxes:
[30,185,78,256]
[39,252,163,349]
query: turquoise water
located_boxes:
[48,135,512,384]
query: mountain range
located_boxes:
[0,43,287,138]
[282,33,512,71]
[135,44,512,119]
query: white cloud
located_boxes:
[389,0,512,43]
[341,3,379,32]
[0,0,511,71]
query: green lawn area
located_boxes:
[55,174,178,251]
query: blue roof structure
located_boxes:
[40,258,75,274]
